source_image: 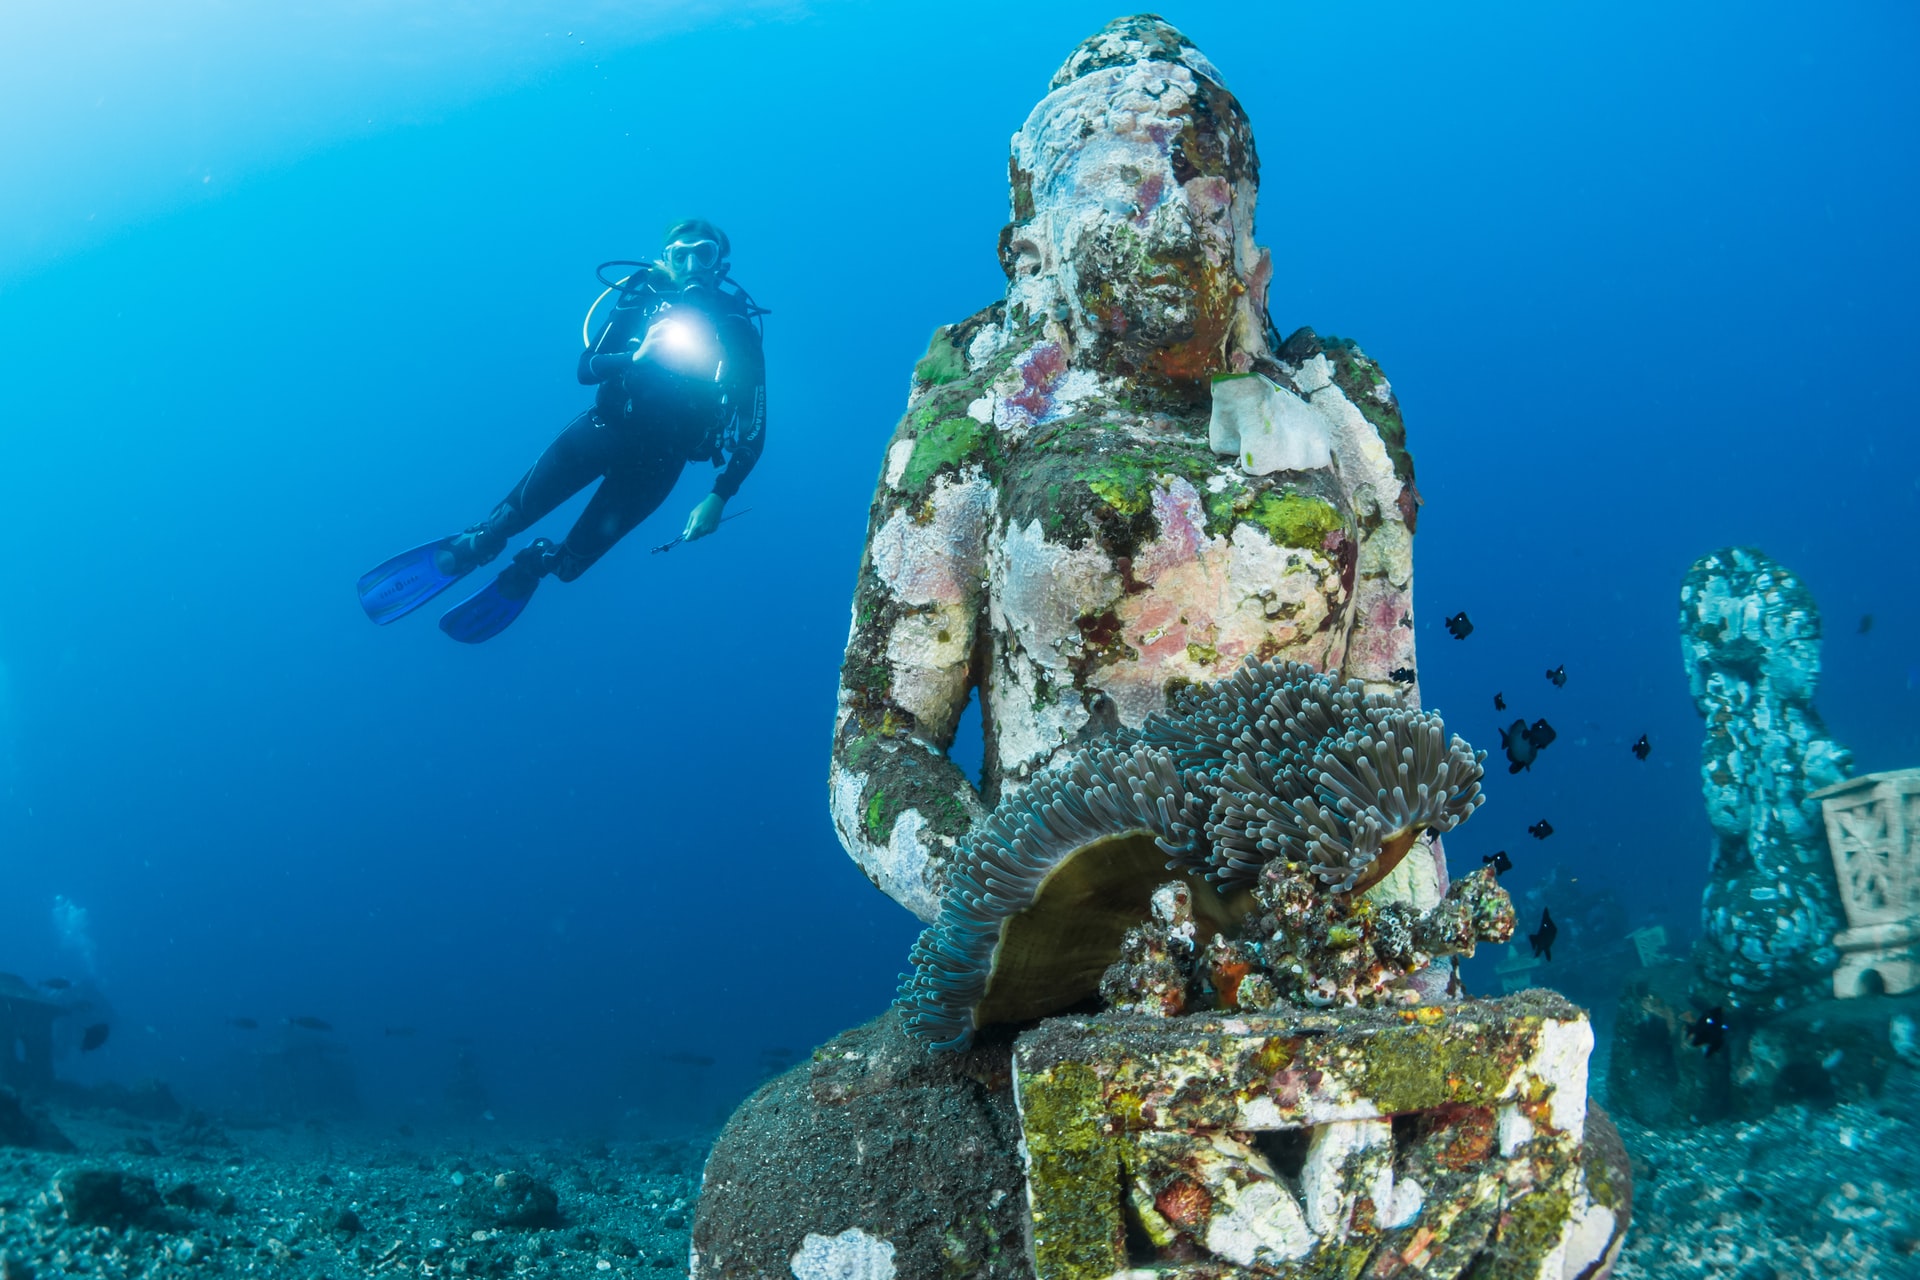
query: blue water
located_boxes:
[0,1,1914,1136]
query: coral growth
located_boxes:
[897,661,1500,1050]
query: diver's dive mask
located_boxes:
[663,237,722,277]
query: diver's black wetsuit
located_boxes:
[459,267,766,580]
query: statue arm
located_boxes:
[829,407,996,924]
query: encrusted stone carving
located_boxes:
[1012,994,1627,1279]
[1813,768,1920,997]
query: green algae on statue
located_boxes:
[829,14,1429,927]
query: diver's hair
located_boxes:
[663,218,730,260]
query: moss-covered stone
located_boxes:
[1245,491,1345,548]
[1011,995,1604,1279]
[1016,1059,1126,1280]
[902,413,993,493]
[1462,1185,1574,1280]
[856,737,979,845]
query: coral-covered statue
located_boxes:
[831,17,1425,923]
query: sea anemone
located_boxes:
[1154,661,1486,893]
[897,661,1487,1049]
[896,743,1223,1052]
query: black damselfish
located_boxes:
[1547,665,1567,688]
[1493,693,1506,711]
[1528,819,1554,839]
[1499,717,1557,773]
[1389,666,1416,684]
[1687,1006,1728,1056]
[1483,850,1513,876]
[1632,733,1651,760]
[1529,908,1557,961]
[1445,612,1473,639]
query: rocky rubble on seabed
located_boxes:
[1611,1069,1920,1279]
[0,1104,709,1279]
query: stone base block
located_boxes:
[1833,920,1919,997]
[1012,990,1628,1279]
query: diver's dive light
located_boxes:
[634,308,721,380]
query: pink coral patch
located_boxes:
[1130,596,1189,664]
[1135,481,1206,578]
[1004,342,1068,424]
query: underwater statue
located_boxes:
[830,16,1425,924]
[1680,546,1852,1012]
[696,20,1631,1280]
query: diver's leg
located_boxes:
[441,409,612,572]
[543,453,686,582]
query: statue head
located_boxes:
[1000,17,1273,387]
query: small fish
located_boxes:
[1687,1006,1728,1056]
[1482,850,1512,876]
[41,978,72,990]
[1389,666,1416,685]
[1528,819,1554,840]
[384,1026,417,1038]
[1528,908,1557,961]
[1493,692,1506,712]
[1858,614,1874,635]
[228,1017,259,1030]
[1546,665,1567,688]
[1500,719,1538,773]
[1631,733,1651,761]
[1444,612,1473,640]
[290,1016,333,1032]
[1499,718,1556,773]
[80,1023,110,1052]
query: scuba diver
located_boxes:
[357,219,767,642]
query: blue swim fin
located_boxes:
[358,540,466,625]
[438,571,539,644]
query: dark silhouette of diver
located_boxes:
[357,219,767,642]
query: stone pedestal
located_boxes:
[1813,768,1920,997]
[1013,992,1627,1279]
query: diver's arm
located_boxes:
[711,326,766,498]
[579,348,637,385]
[576,290,657,385]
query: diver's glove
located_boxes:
[683,493,725,542]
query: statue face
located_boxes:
[1005,34,1265,384]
